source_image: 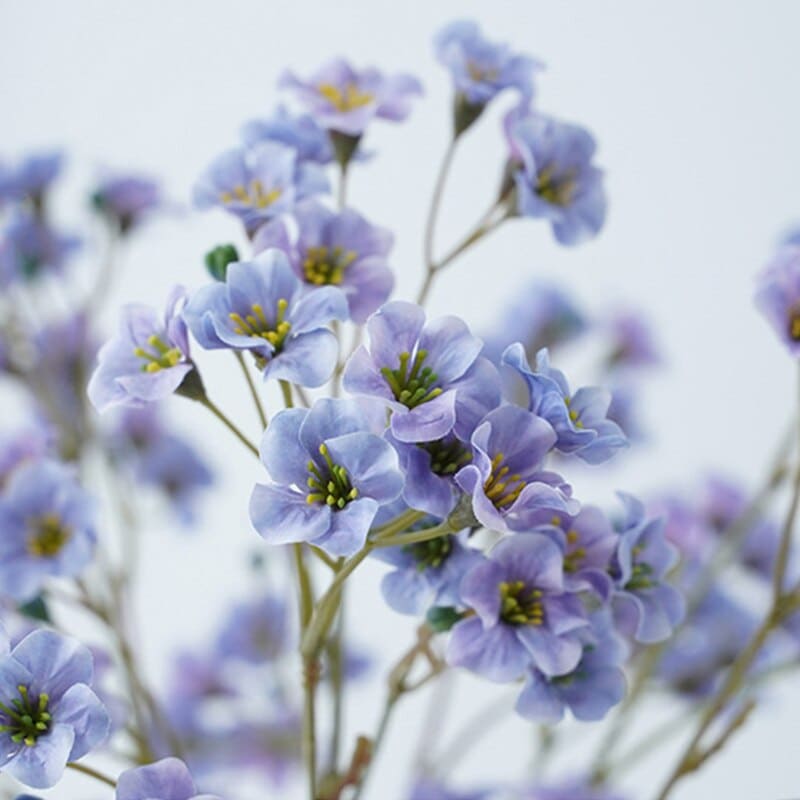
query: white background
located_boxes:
[2,1,800,799]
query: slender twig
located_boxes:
[337,165,348,210]
[198,396,259,457]
[423,138,458,272]
[280,379,294,409]
[234,351,267,429]
[67,761,117,788]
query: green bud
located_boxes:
[17,595,50,623]
[205,244,240,282]
[426,605,464,633]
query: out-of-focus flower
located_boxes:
[91,173,161,234]
[0,629,109,789]
[215,594,289,664]
[250,398,404,556]
[508,112,606,245]
[528,780,629,800]
[0,213,79,285]
[448,533,588,680]
[184,250,347,387]
[0,461,96,602]
[193,142,327,236]
[755,244,800,356]
[88,287,193,411]
[254,201,395,323]
[241,105,334,165]
[503,344,627,464]
[344,301,497,443]
[4,152,63,209]
[603,309,662,372]
[409,779,491,800]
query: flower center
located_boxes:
[499,580,545,626]
[0,685,52,746]
[563,528,587,573]
[420,437,473,477]
[624,561,655,591]
[405,535,452,572]
[380,350,443,409]
[229,299,292,352]
[317,82,374,112]
[134,334,183,373]
[483,452,525,509]
[535,164,578,208]
[306,443,359,509]
[27,513,71,558]
[466,60,499,83]
[220,180,282,209]
[563,396,584,429]
[303,245,357,286]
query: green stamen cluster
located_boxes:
[420,438,472,476]
[302,245,357,286]
[229,299,291,352]
[483,452,526,508]
[27,513,71,558]
[0,685,52,746]
[133,334,182,374]
[219,180,282,209]
[625,561,655,591]
[306,443,359,509]
[535,164,578,208]
[499,580,545,626]
[406,536,452,572]
[380,350,443,409]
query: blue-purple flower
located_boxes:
[183,250,347,387]
[343,301,496,443]
[241,105,334,165]
[3,152,63,207]
[193,142,327,235]
[755,244,800,355]
[455,404,575,533]
[515,610,627,723]
[611,494,684,643]
[215,594,289,664]
[116,758,220,800]
[503,344,627,464]
[250,398,403,556]
[0,629,109,789]
[0,461,96,602]
[374,527,483,616]
[448,533,588,680]
[508,112,606,245]
[280,59,422,138]
[253,200,394,323]
[435,20,541,134]
[530,780,629,800]
[91,173,160,234]
[0,213,79,285]
[603,309,662,372]
[88,286,193,411]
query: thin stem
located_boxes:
[327,593,346,774]
[67,761,118,788]
[337,165,348,210]
[280,379,294,409]
[423,138,458,272]
[234,351,267,429]
[199,396,259,458]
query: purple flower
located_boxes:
[4,152,63,206]
[253,200,394,323]
[91,173,160,234]
[754,244,800,355]
[530,780,628,800]
[0,461,96,602]
[503,344,627,464]
[0,426,53,490]
[241,105,334,165]
[88,286,193,412]
[455,404,575,533]
[280,58,422,137]
[515,610,627,723]
[116,758,220,800]
[611,494,684,643]
[603,309,662,372]
[374,527,483,616]
[435,20,541,133]
[250,398,404,556]
[215,594,289,664]
[508,112,606,245]
[0,213,79,285]
[448,533,588,681]
[343,301,496,443]
[0,629,109,789]
[410,779,490,800]
[533,506,618,598]
[192,142,327,236]
[183,250,347,387]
